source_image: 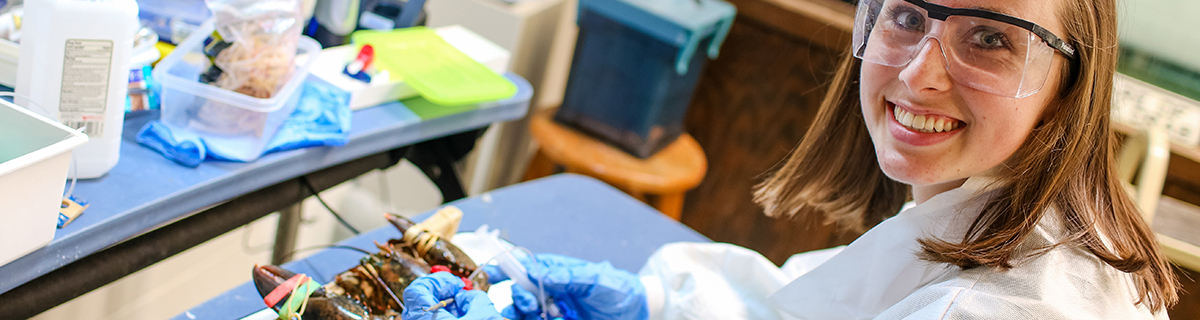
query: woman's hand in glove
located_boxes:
[485,253,648,320]
[402,272,504,320]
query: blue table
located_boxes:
[0,74,533,317]
[174,174,710,319]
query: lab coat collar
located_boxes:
[768,175,1001,320]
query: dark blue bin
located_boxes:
[555,0,735,158]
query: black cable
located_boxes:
[299,176,362,235]
[280,244,373,262]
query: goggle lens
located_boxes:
[853,0,1058,98]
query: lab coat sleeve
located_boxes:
[637,242,845,320]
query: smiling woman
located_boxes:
[753,0,1179,316]
[858,0,1070,198]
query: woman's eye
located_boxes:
[969,29,1010,50]
[890,9,924,31]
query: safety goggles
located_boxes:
[852,0,1077,98]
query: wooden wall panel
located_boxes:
[1170,267,1200,319]
[680,14,861,264]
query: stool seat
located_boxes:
[523,108,707,220]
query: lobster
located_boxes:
[251,213,489,319]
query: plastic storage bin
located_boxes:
[0,99,89,267]
[137,0,211,44]
[154,21,320,162]
[554,0,735,158]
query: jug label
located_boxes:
[58,39,113,138]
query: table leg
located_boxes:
[626,189,648,202]
[272,204,303,265]
[522,150,557,181]
[654,193,684,221]
[406,128,487,203]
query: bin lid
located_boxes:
[352,27,517,106]
[580,0,736,75]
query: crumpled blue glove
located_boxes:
[484,253,648,320]
[402,272,504,320]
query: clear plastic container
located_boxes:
[153,20,320,161]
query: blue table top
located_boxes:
[173,174,710,320]
[0,73,533,295]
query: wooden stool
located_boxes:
[522,108,707,220]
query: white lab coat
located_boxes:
[638,177,1165,319]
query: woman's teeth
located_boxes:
[894,106,958,133]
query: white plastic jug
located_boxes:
[15,0,139,179]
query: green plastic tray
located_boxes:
[352,27,516,106]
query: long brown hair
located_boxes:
[753,0,1179,311]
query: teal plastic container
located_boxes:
[554,0,735,158]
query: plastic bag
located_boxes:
[204,0,303,99]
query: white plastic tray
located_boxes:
[0,99,88,267]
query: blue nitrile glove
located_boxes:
[262,77,352,154]
[136,121,206,167]
[402,272,504,320]
[484,253,649,320]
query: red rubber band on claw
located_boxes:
[429,266,473,290]
[264,274,307,308]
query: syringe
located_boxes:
[475,226,564,319]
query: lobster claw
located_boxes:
[251,264,327,307]
[384,213,419,236]
[384,213,488,291]
[252,265,376,320]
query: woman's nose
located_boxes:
[898,38,953,94]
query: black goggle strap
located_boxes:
[884,0,1078,59]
